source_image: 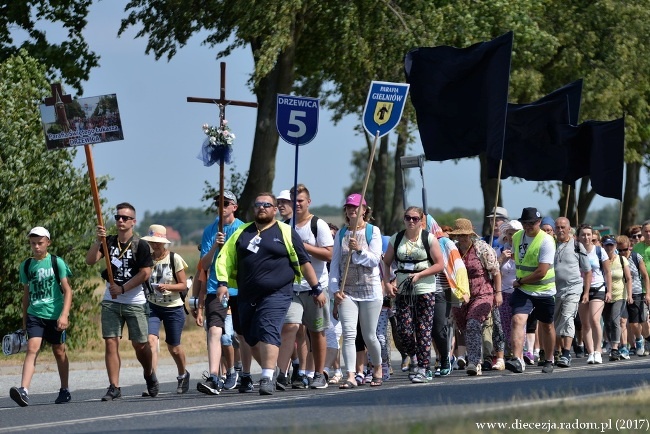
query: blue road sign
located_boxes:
[362,81,410,138]
[276,95,319,146]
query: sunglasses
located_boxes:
[591,238,599,242]
[114,215,135,222]
[404,215,421,223]
[254,202,274,209]
[632,234,643,239]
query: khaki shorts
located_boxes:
[101,300,149,343]
[284,290,331,332]
[553,293,580,338]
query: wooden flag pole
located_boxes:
[338,131,380,296]
[84,145,116,297]
[563,184,571,218]
[489,159,505,246]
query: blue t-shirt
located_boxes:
[201,217,244,295]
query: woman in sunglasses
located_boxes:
[382,207,444,383]
[330,193,384,388]
[577,224,612,364]
[618,234,650,356]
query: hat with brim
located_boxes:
[486,206,509,220]
[497,221,523,245]
[448,218,478,237]
[141,224,171,244]
[518,207,542,223]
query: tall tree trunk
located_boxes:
[575,177,597,225]
[479,153,501,236]
[238,43,295,220]
[372,135,389,230]
[622,160,641,233]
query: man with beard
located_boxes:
[216,193,321,395]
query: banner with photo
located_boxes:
[39,94,124,150]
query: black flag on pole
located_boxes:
[405,32,513,161]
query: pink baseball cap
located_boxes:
[345,193,366,207]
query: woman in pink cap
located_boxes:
[329,193,384,388]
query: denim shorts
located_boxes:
[148,303,186,346]
[26,314,66,345]
[101,300,149,343]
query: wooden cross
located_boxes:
[187,62,258,232]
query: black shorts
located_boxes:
[588,286,606,302]
[205,294,227,330]
[229,295,242,335]
[26,314,66,345]
[510,288,555,324]
[628,295,647,324]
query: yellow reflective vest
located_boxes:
[512,230,555,292]
[216,221,302,288]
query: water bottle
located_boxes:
[221,294,229,308]
[188,297,200,310]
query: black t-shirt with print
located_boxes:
[234,223,310,301]
[100,235,153,285]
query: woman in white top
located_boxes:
[577,224,612,364]
[329,193,384,388]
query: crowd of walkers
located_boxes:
[9,192,650,406]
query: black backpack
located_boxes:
[393,229,434,272]
[284,215,320,240]
[23,255,63,293]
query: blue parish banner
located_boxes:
[362,81,409,138]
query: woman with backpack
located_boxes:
[601,235,632,361]
[382,207,444,383]
[142,224,191,394]
[577,224,612,364]
[329,194,384,388]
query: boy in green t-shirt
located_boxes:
[9,227,73,407]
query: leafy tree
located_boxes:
[0,0,100,94]
[0,51,103,348]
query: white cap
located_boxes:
[28,226,50,239]
[277,190,291,201]
[486,206,509,219]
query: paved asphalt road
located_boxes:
[1,354,649,433]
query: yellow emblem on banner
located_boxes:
[374,102,393,126]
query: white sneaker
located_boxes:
[587,353,595,364]
[594,352,602,364]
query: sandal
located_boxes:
[370,377,383,387]
[339,380,357,390]
[355,373,365,386]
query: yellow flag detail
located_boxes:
[374,102,393,125]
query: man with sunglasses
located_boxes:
[197,190,245,395]
[506,207,557,374]
[86,202,155,401]
[216,193,321,395]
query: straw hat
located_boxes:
[448,218,478,237]
[498,220,523,245]
[141,224,171,244]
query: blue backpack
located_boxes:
[338,224,374,247]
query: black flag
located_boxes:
[405,32,513,161]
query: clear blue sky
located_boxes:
[40,1,625,219]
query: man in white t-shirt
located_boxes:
[275,184,333,390]
[505,207,557,375]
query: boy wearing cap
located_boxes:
[10,227,73,407]
[198,190,245,395]
[277,189,293,221]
